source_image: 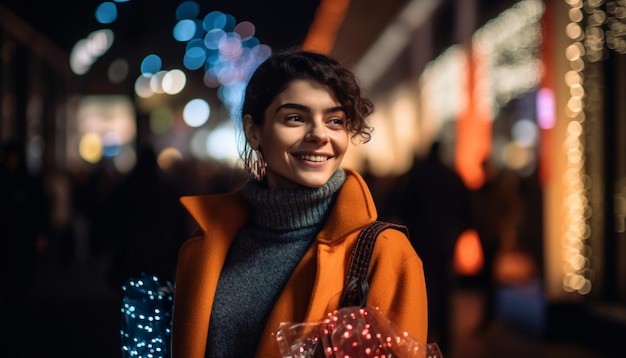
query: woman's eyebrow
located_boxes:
[275,103,346,114]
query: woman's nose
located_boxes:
[305,122,329,143]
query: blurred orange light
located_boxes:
[454,229,484,276]
[455,47,492,189]
[302,0,351,54]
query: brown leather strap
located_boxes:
[340,221,409,307]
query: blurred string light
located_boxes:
[606,0,626,54]
[562,0,592,295]
[472,0,545,118]
[419,0,544,130]
[419,45,467,126]
[420,0,545,190]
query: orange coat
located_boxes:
[171,168,428,357]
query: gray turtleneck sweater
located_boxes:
[206,169,346,357]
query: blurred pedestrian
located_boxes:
[470,158,524,332]
[395,140,472,353]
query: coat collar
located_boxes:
[179,168,378,243]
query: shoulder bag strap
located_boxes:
[339,221,409,308]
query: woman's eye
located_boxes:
[327,117,345,127]
[286,115,304,123]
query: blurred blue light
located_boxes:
[176,1,201,20]
[103,143,121,157]
[203,11,227,30]
[95,2,118,24]
[223,14,236,32]
[140,54,162,75]
[186,38,206,52]
[218,83,246,120]
[206,52,221,66]
[173,19,197,42]
[204,29,226,50]
[218,32,242,59]
[183,47,207,70]
[242,37,260,48]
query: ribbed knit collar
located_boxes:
[241,169,346,230]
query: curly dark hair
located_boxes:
[241,47,374,143]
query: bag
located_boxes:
[275,221,444,358]
[120,273,174,358]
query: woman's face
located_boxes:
[245,79,350,189]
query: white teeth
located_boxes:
[298,154,328,162]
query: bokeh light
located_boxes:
[108,58,129,84]
[157,147,183,171]
[511,118,538,147]
[70,30,114,75]
[183,98,210,127]
[206,122,239,164]
[162,69,187,95]
[79,132,103,164]
[141,54,163,76]
[173,19,198,42]
[176,1,201,20]
[95,2,118,24]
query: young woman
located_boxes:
[171,48,428,357]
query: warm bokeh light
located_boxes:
[71,95,136,167]
[78,132,103,164]
[302,0,350,54]
[134,74,154,99]
[162,69,187,95]
[455,47,491,190]
[454,229,483,276]
[157,147,183,171]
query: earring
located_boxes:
[246,149,267,181]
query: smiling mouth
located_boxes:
[296,154,329,162]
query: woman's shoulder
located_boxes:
[372,223,420,261]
